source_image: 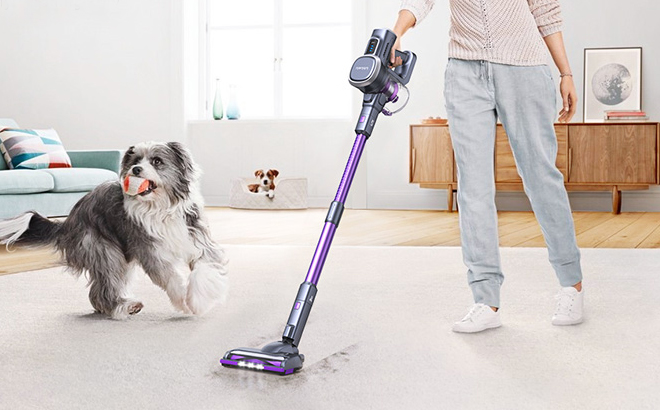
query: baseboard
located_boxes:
[203,195,335,209]
[204,189,660,212]
[367,191,449,210]
[366,189,660,212]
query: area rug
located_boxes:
[1,246,659,410]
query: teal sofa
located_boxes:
[0,119,122,219]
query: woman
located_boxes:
[393,0,584,333]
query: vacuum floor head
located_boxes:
[220,341,304,376]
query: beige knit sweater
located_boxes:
[400,0,563,66]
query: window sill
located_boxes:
[187,117,352,125]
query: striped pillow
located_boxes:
[0,128,72,169]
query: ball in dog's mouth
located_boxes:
[123,176,157,196]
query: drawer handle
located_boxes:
[412,148,417,176]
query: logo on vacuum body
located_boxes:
[350,56,376,82]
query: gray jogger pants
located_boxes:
[444,58,582,308]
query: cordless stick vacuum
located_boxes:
[220,29,416,375]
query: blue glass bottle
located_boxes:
[226,84,241,120]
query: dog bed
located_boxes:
[229,177,308,209]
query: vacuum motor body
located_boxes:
[348,29,416,137]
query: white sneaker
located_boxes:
[552,287,584,326]
[452,303,502,333]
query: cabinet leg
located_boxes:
[612,186,622,214]
[447,185,454,212]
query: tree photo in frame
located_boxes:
[583,47,642,122]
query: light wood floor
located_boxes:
[2,208,660,275]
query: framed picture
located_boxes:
[583,47,642,122]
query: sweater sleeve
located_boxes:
[400,0,435,26]
[528,0,563,37]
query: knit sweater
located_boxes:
[400,0,563,66]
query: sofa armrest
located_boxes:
[67,150,122,174]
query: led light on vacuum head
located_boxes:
[220,343,304,376]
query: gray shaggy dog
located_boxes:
[0,141,228,319]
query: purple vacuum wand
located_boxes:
[220,28,416,375]
[219,135,367,376]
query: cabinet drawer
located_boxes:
[568,124,657,184]
[410,125,455,183]
[495,125,568,183]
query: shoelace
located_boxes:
[554,291,575,316]
[462,304,486,322]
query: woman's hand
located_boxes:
[390,37,403,67]
[543,32,577,123]
[390,10,416,67]
[558,75,577,123]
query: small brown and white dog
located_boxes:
[248,169,279,199]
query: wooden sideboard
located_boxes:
[409,122,660,213]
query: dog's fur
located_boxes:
[0,141,228,319]
[247,169,279,199]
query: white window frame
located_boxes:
[193,0,366,120]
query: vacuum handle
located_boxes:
[393,50,417,86]
[394,50,410,64]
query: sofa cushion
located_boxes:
[0,120,19,171]
[0,128,72,169]
[0,170,55,194]
[40,168,118,193]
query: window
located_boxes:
[201,0,353,119]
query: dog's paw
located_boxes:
[267,191,274,199]
[165,279,193,314]
[170,296,193,314]
[247,184,260,193]
[128,301,144,315]
[187,265,229,315]
[111,300,144,320]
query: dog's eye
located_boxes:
[152,157,163,166]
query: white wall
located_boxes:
[364,0,450,210]
[0,0,184,150]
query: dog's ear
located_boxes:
[121,146,137,174]
[269,169,279,178]
[163,142,199,202]
[254,170,264,178]
[166,142,195,173]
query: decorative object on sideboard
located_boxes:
[583,47,642,123]
[213,78,224,120]
[421,116,448,125]
[604,109,649,122]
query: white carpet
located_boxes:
[1,245,659,410]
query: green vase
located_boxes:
[213,79,223,120]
